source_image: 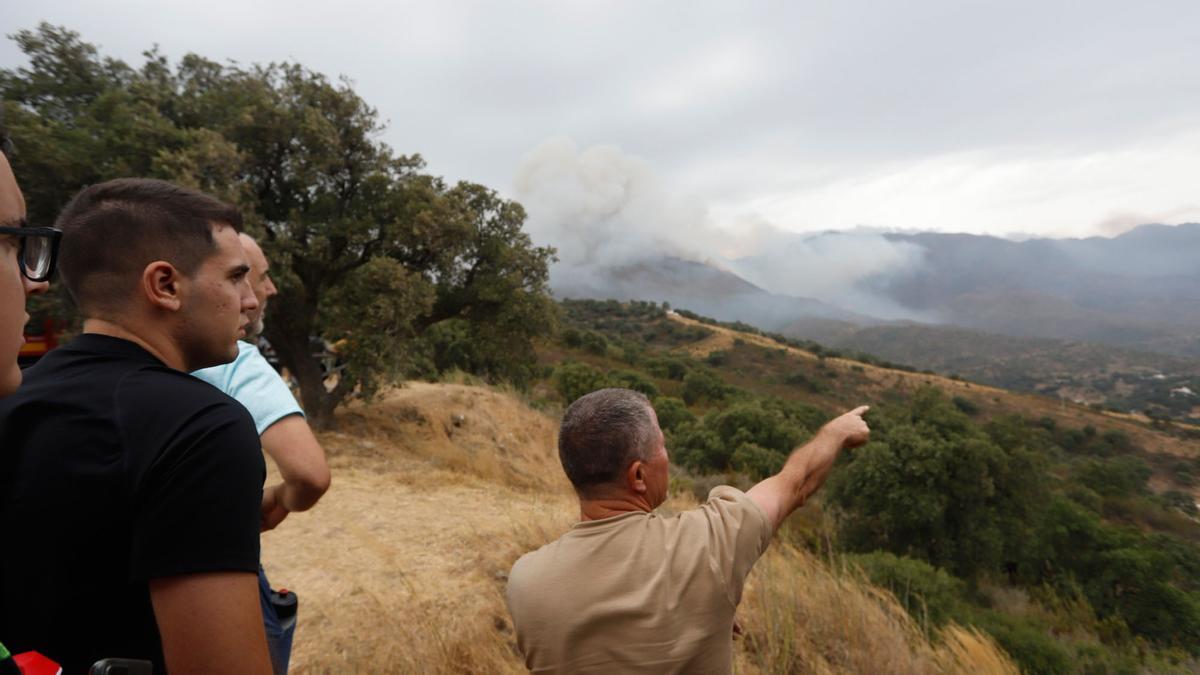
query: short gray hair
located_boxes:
[558,388,658,494]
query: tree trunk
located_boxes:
[265,287,342,430]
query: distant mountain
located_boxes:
[551,224,1200,416]
[552,255,873,329]
[870,223,1200,357]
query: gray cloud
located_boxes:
[3,1,1199,236]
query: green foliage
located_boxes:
[553,362,609,404]
[607,370,660,399]
[670,424,728,472]
[1086,548,1200,650]
[706,403,804,457]
[322,258,434,398]
[952,395,980,416]
[968,610,1073,675]
[730,442,785,480]
[653,397,695,433]
[580,330,609,356]
[667,399,817,477]
[1074,456,1152,497]
[847,552,966,628]
[645,356,689,381]
[830,388,1050,580]
[705,350,729,367]
[1161,490,1199,516]
[561,327,583,348]
[783,370,828,393]
[682,368,728,405]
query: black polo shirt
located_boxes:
[0,334,264,673]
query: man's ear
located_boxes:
[142,260,183,312]
[626,460,648,494]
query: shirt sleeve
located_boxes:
[699,485,774,606]
[118,372,265,581]
[192,342,304,435]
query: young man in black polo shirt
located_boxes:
[0,179,274,674]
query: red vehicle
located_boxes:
[19,318,61,367]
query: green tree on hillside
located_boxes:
[829,388,1050,580]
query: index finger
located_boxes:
[848,405,871,417]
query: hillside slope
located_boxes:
[780,318,1200,423]
[666,311,1199,459]
[262,383,1014,673]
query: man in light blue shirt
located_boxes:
[194,233,331,675]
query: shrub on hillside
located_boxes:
[784,370,828,393]
[705,350,729,367]
[952,395,980,416]
[561,327,583,348]
[608,370,660,399]
[967,610,1072,675]
[1074,456,1152,498]
[580,331,609,356]
[830,388,1051,581]
[654,397,695,433]
[553,362,609,404]
[671,425,729,471]
[706,403,804,456]
[730,442,786,480]
[847,552,966,629]
[682,368,729,405]
[644,356,689,381]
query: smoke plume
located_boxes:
[513,137,929,320]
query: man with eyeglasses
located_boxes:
[0,126,55,397]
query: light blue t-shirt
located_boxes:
[192,341,304,435]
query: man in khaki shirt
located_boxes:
[506,388,870,674]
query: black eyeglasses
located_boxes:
[0,226,61,282]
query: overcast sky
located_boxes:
[4,1,1200,240]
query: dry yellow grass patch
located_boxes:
[735,544,1016,674]
[262,382,1016,673]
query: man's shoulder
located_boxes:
[507,526,590,592]
[120,361,240,404]
[683,485,772,539]
[116,363,256,435]
[509,538,556,585]
[706,485,760,507]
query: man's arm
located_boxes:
[747,405,870,532]
[261,414,330,517]
[150,571,273,675]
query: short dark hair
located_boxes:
[558,388,659,494]
[54,178,243,314]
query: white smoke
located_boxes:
[513,137,929,320]
[722,217,931,320]
[513,137,711,269]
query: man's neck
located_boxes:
[83,318,186,371]
[578,494,656,522]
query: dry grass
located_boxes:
[734,544,1017,674]
[264,382,1017,673]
